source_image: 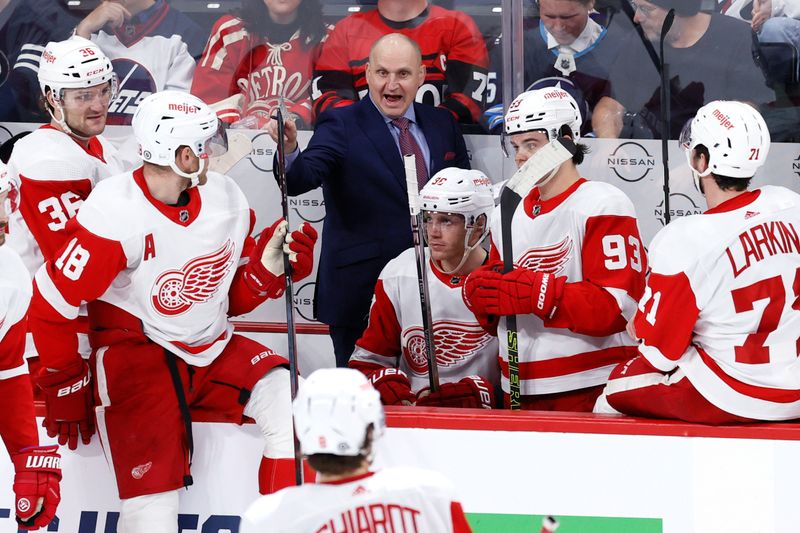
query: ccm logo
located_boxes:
[57,374,90,397]
[536,274,550,311]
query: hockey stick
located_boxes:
[659,9,676,224]
[274,104,303,485]
[500,138,576,409]
[208,132,252,174]
[404,154,440,392]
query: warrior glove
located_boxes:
[12,445,61,530]
[37,361,95,450]
[416,375,495,409]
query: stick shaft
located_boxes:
[275,109,303,485]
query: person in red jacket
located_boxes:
[192,0,330,129]
[312,0,489,124]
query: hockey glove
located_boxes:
[368,368,415,406]
[246,219,319,298]
[464,268,565,319]
[416,375,495,409]
[12,445,61,530]
[285,222,317,282]
[37,361,95,450]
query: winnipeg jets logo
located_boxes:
[151,240,236,316]
[515,236,573,275]
[402,321,492,376]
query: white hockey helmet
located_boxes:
[293,368,385,457]
[421,168,494,225]
[132,91,227,186]
[420,168,495,274]
[504,85,582,142]
[38,37,117,100]
[679,100,770,179]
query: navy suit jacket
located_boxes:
[282,98,470,327]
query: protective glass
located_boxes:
[501,130,549,158]
[59,75,119,109]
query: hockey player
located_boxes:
[191,0,330,129]
[311,0,489,124]
[75,0,208,125]
[463,87,647,411]
[241,367,473,533]
[349,168,499,408]
[596,101,800,424]
[7,36,125,274]
[27,91,318,532]
[0,164,62,531]
[6,36,127,359]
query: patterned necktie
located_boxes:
[392,117,428,190]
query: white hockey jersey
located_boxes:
[6,126,125,275]
[241,468,473,533]
[633,186,800,420]
[0,245,39,453]
[0,245,31,358]
[490,178,646,395]
[32,168,253,367]
[350,248,499,393]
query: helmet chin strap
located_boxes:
[170,155,207,188]
[435,224,489,275]
[685,149,712,191]
[47,101,93,141]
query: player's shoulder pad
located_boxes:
[647,215,706,274]
[379,248,418,281]
[76,172,141,240]
[10,129,95,180]
[241,490,294,533]
[379,466,455,494]
[572,180,637,217]
[760,185,800,209]
[204,170,249,207]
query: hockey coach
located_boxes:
[270,33,470,367]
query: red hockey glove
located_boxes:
[368,368,415,406]
[245,219,319,298]
[285,222,317,282]
[464,268,565,319]
[37,361,95,450]
[12,445,61,530]
[416,375,495,409]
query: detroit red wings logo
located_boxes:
[402,321,492,375]
[515,236,573,275]
[151,240,236,316]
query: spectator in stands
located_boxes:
[0,0,76,122]
[312,0,489,125]
[75,0,207,125]
[721,0,800,82]
[592,0,774,139]
[483,0,627,135]
[192,0,329,130]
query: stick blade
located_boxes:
[208,132,252,174]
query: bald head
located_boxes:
[365,33,426,119]
[369,33,423,65]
